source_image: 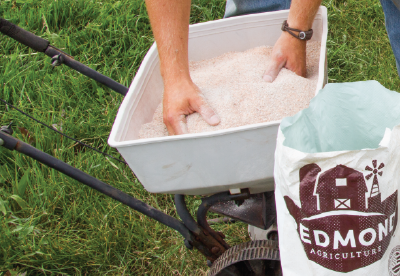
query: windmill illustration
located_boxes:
[366,160,384,211]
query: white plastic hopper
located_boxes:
[108,7,328,195]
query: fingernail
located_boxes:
[209,114,220,125]
[263,75,273,83]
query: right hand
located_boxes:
[163,79,220,135]
[263,32,307,82]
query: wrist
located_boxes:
[281,31,307,46]
[161,68,191,87]
[162,73,193,90]
[158,48,191,86]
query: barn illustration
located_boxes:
[316,164,368,212]
[295,161,387,218]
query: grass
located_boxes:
[0,0,400,275]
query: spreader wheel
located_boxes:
[208,240,281,276]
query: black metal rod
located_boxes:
[45,46,128,96]
[174,195,201,235]
[0,18,49,53]
[0,131,191,240]
[0,18,128,96]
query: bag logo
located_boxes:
[285,160,398,272]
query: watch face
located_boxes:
[299,32,306,39]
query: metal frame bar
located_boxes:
[0,131,190,239]
[173,194,229,262]
[0,18,128,96]
[174,194,202,235]
[44,46,128,96]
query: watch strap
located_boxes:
[281,20,313,41]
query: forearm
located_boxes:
[145,0,191,86]
[287,0,322,30]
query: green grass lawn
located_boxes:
[1,0,400,275]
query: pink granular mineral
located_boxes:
[139,41,321,138]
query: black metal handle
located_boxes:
[0,18,128,96]
[0,130,191,240]
[45,46,128,96]
[0,18,49,53]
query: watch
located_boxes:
[281,20,313,41]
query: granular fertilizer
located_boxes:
[139,41,321,138]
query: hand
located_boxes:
[263,32,307,82]
[163,79,220,135]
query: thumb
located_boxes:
[263,57,286,83]
[197,101,220,126]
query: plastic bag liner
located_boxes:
[274,81,400,275]
[280,80,400,153]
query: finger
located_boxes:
[165,120,175,136]
[169,114,188,135]
[197,102,220,126]
[164,112,187,135]
[263,56,286,83]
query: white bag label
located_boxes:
[275,126,400,275]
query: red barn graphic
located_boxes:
[316,165,368,212]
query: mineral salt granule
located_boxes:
[139,41,321,139]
